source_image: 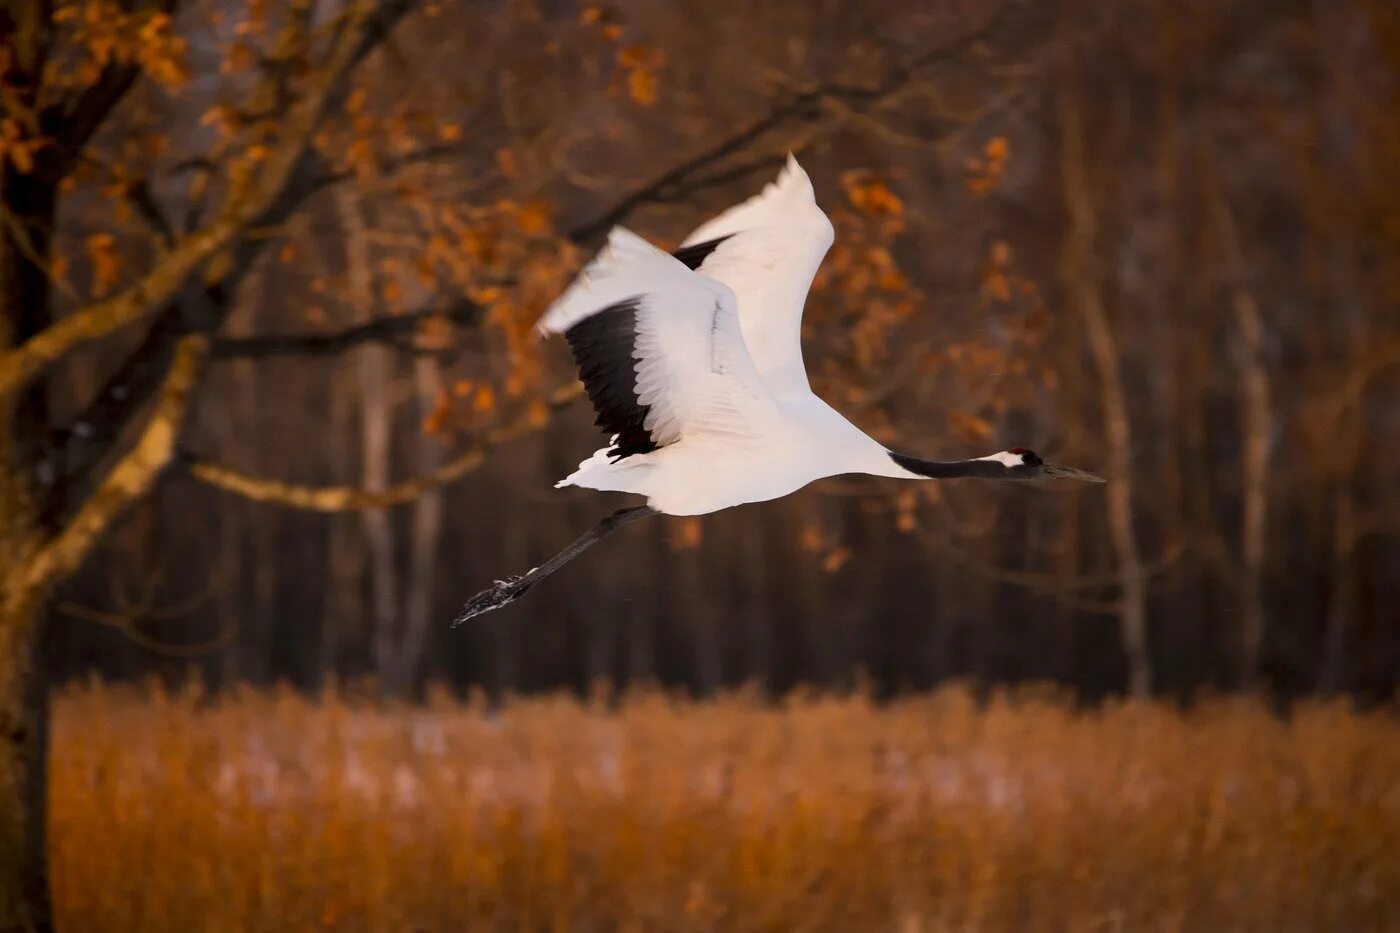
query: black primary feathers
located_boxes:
[562,237,736,462]
[564,298,657,461]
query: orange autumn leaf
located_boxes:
[472,385,496,412]
[966,136,1010,196]
[220,41,254,74]
[85,232,119,296]
[414,254,435,284]
[617,44,648,68]
[416,315,454,351]
[517,201,552,235]
[948,410,994,442]
[379,278,402,306]
[198,105,238,137]
[843,175,903,216]
[495,147,518,179]
[525,398,550,427]
[670,518,703,551]
[627,66,657,106]
[822,546,852,573]
[421,390,451,436]
[895,489,919,533]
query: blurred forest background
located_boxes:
[4,0,1399,927]
[14,0,1394,702]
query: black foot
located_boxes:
[452,574,534,626]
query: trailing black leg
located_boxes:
[452,505,655,625]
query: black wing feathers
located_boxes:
[563,239,732,462]
[670,234,733,271]
[564,298,658,461]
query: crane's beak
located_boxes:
[1041,462,1107,484]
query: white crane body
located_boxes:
[560,393,897,516]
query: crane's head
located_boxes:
[987,448,1106,483]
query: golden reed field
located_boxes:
[46,682,1399,932]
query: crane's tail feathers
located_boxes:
[555,442,653,492]
[536,227,687,336]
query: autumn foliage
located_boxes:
[49,682,1400,931]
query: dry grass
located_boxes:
[49,681,1399,932]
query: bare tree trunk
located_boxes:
[1208,178,1273,688]
[0,327,204,930]
[1233,288,1271,688]
[246,272,279,683]
[1318,482,1357,695]
[322,360,364,684]
[0,593,48,932]
[738,511,772,691]
[0,99,58,926]
[217,356,252,689]
[339,191,401,690]
[1057,65,1152,698]
[360,345,399,683]
[680,544,721,697]
[388,357,445,694]
[308,211,364,686]
[1310,0,1366,696]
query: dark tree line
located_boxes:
[36,0,1400,708]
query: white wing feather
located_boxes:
[680,154,834,397]
[538,227,779,453]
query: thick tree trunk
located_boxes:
[0,331,206,929]
[1,188,55,933]
[1,30,58,917]
[0,594,50,932]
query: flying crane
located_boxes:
[455,156,1103,624]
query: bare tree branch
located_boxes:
[57,599,236,658]
[12,335,209,605]
[46,0,182,166]
[122,179,176,249]
[210,299,480,359]
[0,0,414,400]
[184,383,583,511]
[1057,42,1152,698]
[567,5,1010,243]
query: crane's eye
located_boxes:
[1009,448,1042,466]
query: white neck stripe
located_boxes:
[973,451,1026,468]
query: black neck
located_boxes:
[888,451,1009,479]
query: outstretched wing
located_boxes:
[538,227,779,461]
[678,154,834,397]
